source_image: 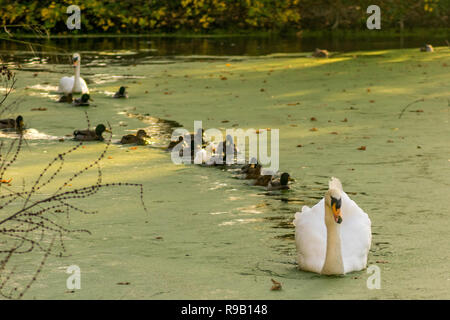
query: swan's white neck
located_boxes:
[321,204,344,275]
[72,64,81,92]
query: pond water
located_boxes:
[0,35,449,299]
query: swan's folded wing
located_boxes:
[58,76,74,94]
[341,192,372,273]
[80,78,90,94]
[293,199,326,274]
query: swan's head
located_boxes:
[72,53,81,67]
[325,188,343,224]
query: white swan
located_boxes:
[58,53,89,94]
[293,177,371,275]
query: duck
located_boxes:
[312,48,329,58]
[168,136,184,150]
[73,124,110,141]
[113,86,128,98]
[58,93,73,103]
[120,130,149,145]
[293,177,371,275]
[0,115,24,132]
[254,174,272,187]
[244,163,262,180]
[58,53,89,94]
[241,158,258,174]
[72,93,91,107]
[420,44,434,52]
[267,172,290,191]
[216,134,238,164]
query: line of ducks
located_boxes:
[58,86,148,143]
[1,85,148,145]
[167,131,292,191]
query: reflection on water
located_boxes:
[124,112,182,147]
[1,33,448,66]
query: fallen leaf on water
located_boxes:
[271,279,282,291]
[376,260,389,264]
[310,127,318,132]
[357,146,366,151]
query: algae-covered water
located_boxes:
[1,44,449,299]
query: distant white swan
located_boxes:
[293,177,371,275]
[58,53,89,94]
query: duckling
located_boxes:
[73,124,110,141]
[168,136,184,150]
[254,174,272,187]
[0,115,24,132]
[241,158,258,174]
[217,134,238,164]
[245,163,262,180]
[113,86,128,98]
[420,44,434,52]
[72,93,91,106]
[58,93,73,103]
[120,129,149,145]
[312,48,329,58]
[267,172,290,191]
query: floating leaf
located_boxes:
[270,279,282,291]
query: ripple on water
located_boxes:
[0,128,60,140]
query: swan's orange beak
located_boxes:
[332,203,342,224]
[331,197,343,224]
